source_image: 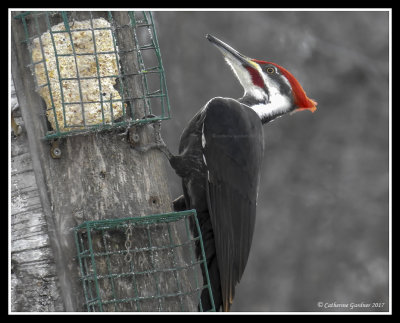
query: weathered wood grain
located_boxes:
[11,109,64,312]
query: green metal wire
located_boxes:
[32,13,61,133]
[166,221,185,311]
[85,221,104,311]
[73,210,215,312]
[14,11,171,140]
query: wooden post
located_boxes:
[11,11,184,312]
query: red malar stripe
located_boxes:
[245,66,265,88]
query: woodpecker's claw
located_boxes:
[172,195,187,211]
[134,118,173,160]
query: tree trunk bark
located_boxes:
[11,94,65,312]
[10,11,194,312]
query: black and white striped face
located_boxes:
[206,34,317,122]
[244,61,295,121]
[258,63,293,101]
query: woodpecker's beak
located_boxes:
[206,34,257,70]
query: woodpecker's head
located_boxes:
[206,34,317,123]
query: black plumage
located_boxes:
[170,97,264,311]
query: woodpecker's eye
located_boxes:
[266,67,275,74]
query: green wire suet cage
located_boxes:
[74,210,215,312]
[14,11,171,140]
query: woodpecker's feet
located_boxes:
[172,195,187,211]
[134,115,173,160]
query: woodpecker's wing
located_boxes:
[202,97,264,311]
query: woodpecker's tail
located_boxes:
[199,252,222,311]
[173,199,223,311]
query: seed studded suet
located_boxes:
[31,18,124,132]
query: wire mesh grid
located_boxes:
[74,210,215,312]
[13,11,171,140]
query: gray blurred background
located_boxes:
[152,11,390,312]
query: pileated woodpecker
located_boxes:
[140,34,317,311]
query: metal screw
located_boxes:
[131,133,140,143]
[51,147,62,159]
